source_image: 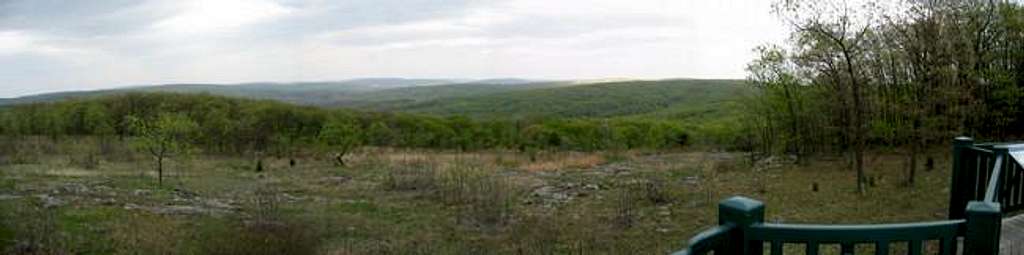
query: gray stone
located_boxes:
[36,194,64,208]
[132,189,152,197]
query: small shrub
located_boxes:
[109,213,184,254]
[641,178,672,205]
[190,216,321,255]
[438,164,518,227]
[68,153,99,170]
[612,185,638,229]
[1,201,67,255]
[191,183,321,255]
[510,214,560,255]
[383,163,437,191]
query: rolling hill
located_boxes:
[0,78,750,123]
[0,78,462,106]
[395,79,750,120]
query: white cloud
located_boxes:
[0,31,83,56]
[151,0,295,35]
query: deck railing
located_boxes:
[673,137,1024,255]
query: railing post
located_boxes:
[950,137,974,220]
[719,196,764,255]
[963,201,1001,255]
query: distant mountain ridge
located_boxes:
[0,78,529,106]
[0,78,749,121]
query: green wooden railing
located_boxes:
[673,137,1024,255]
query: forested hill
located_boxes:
[397,79,749,119]
[0,78,466,106]
[0,79,749,121]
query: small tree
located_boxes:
[128,113,197,186]
[318,118,362,166]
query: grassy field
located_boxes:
[0,138,952,254]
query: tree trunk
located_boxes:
[840,43,866,194]
[157,156,164,186]
[782,85,802,161]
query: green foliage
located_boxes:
[128,113,199,185]
[318,117,363,165]
[746,1,1024,159]
[401,79,748,119]
[128,113,199,157]
[4,92,694,154]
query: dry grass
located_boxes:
[0,137,959,254]
[521,152,607,172]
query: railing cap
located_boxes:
[966,201,1001,215]
[720,196,764,211]
[954,136,974,146]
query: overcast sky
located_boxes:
[0,0,787,98]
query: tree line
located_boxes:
[0,93,689,156]
[747,0,1024,190]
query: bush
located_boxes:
[382,163,437,191]
[190,183,322,255]
[438,164,518,228]
[189,216,321,255]
[0,201,67,255]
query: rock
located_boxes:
[124,203,230,216]
[0,194,22,200]
[173,188,198,200]
[584,184,601,190]
[753,156,796,172]
[57,183,90,194]
[133,189,152,197]
[683,176,700,185]
[281,193,302,202]
[163,206,209,215]
[36,194,64,208]
[93,197,117,206]
[202,199,238,211]
[319,176,351,185]
[529,185,575,207]
[123,203,142,210]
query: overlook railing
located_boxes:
[673,137,1024,255]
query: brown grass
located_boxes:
[521,152,607,172]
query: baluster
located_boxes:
[1007,162,1015,207]
[1011,162,1019,207]
[970,152,981,200]
[1009,162,1015,207]
[939,237,955,255]
[874,241,888,255]
[1001,161,1009,205]
[908,240,921,255]
[806,242,818,255]
[978,154,989,199]
[840,243,854,255]
[771,241,782,255]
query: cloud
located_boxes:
[151,0,296,35]
[0,0,787,98]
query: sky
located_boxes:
[0,0,788,98]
